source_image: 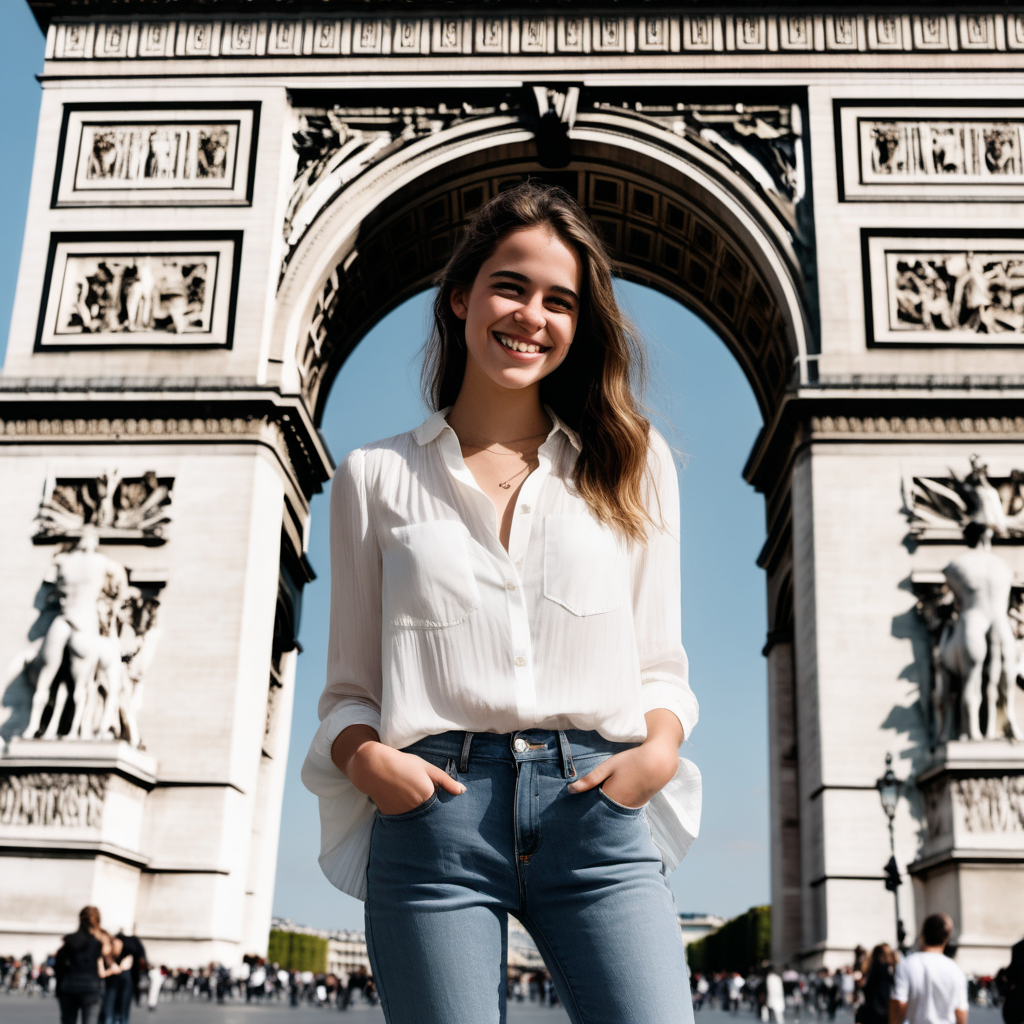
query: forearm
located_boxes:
[330,724,381,776]
[644,708,685,748]
[890,999,908,1024]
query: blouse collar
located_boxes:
[412,406,582,453]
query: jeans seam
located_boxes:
[362,828,393,1024]
[516,913,586,1024]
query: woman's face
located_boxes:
[450,224,581,393]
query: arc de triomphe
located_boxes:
[2,1,1023,972]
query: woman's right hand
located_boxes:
[331,725,465,815]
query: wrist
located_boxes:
[639,732,681,784]
[331,724,382,777]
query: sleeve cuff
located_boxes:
[323,702,382,748]
[641,680,698,742]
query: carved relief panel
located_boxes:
[37,233,241,350]
[919,769,1024,861]
[53,105,259,206]
[837,104,1024,201]
[0,773,106,828]
[863,231,1024,345]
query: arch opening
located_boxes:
[288,132,812,427]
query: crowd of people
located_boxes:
[0,906,384,1020]
[5,909,1022,1024]
[690,915,1022,1024]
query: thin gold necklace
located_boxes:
[458,430,549,455]
[496,457,539,490]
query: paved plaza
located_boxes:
[0,995,1007,1024]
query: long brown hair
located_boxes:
[423,182,655,541]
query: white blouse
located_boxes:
[302,408,701,900]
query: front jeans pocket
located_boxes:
[375,791,439,822]
[596,784,647,815]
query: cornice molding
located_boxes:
[744,392,1024,499]
[0,386,332,500]
[33,11,1024,63]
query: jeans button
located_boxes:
[513,737,528,753]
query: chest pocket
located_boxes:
[383,520,481,629]
[543,514,630,616]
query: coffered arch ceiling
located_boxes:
[290,100,815,425]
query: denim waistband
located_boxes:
[403,729,638,781]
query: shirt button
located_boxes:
[520,504,531,514]
[505,580,516,591]
[514,738,528,753]
[514,655,527,667]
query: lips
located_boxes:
[494,331,550,355]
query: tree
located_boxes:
[686,906,771,974]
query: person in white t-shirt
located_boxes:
[890,914,969,1024]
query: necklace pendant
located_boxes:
[498,482,511,489]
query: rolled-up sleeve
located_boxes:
[302,448,383,793]
[632,430,698,742]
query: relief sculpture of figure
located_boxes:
[936,458,1023,741]
[24,525,130,742]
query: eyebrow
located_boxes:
[489,270,579,304]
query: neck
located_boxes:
[446,360,551,445]
[922,945,946,954]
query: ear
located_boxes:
[449,286,469,321]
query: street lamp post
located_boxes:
[877,753,908,954]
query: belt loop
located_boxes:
[557,730,576,779]
[459,732,473,774]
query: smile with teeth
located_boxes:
[495,332,549,354]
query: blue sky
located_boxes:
[1,4,770,933]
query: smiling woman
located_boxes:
[301,183,701,1024]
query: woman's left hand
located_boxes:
[567,709,683,809]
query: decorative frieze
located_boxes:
[955,776,1024,832]
[37,234,241,350]
[54,105,258,207]
[34,470,173,544]
[0,414,265,439]
[862,231,1024,345]
[45,14,1024,63]
[903,459,1024,542]
[0,773,106,828]
[811,414,1024,436]
[285,98,512,254]
[837,104,1024,201]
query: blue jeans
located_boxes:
[365,729,695,1024]
[102,972,133,1024]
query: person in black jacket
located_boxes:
[1002,938,1024,1024]
[55,907,124,1024]
[858,944,896,1024]
[114,932,147,1022]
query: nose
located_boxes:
[513,295,546,332]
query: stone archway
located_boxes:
[277,89,815,427]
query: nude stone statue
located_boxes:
[936,459,1023,741]
[24,526,130,740]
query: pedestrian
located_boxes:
[730,972,746,1012]
[827,971,841,1020]
[101,934,135,1024]
[891,914,969,1024]
[766,966,786,1023]
[695,974,709,1011]
[146,965,164,1011]
[54,907,124,1024]
[1002,937,1024,1024]
[302,182,700,1024]
[857,944,895,1024]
